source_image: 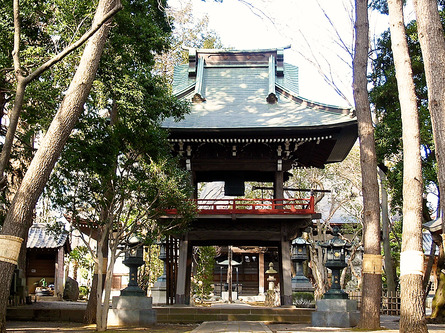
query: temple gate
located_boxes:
[162,48,357,306]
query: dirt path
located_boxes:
[6,321,198,333]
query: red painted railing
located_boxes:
[165,197,315,215]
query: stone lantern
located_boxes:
[265,262,277,291]
[311,226,359,328]
[108,236,156,327]
[152,238,167,305]
[291,237,313,292]
[120,236,145,297]
[318,226,352,299]
[156,238,167,283]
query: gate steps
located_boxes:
[155,306,313,324]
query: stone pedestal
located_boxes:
[108,296,156,327]
[221,291,237,301]
[151,281,167,305]
[311,299,359,328]
[292,275,314,292]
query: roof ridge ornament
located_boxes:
[188,48,197,78]
[192,57,206,103]
[267,55,278,104]
[276,48,284,76]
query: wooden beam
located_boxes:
[252,186,331,193]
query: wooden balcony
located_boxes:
[165,197,315,216]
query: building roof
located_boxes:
[423,231,439,256]
[27,223,70,250]
[424,217,442,233]
[163,48,356,131]
[163,48,357,168]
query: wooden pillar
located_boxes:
[191,171,197,199]
[227,245,233,302]
[55,247,65,298]
[258,251,265,295]
[176,235,192,305]
[185,243,192,304]
[279,224,293,306]
[274,170,284,210]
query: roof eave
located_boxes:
[164,120,357,135]
[276,84,355,117]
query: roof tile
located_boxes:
[27,223,69,249]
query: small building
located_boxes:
[26,223,70,297]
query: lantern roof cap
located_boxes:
[292,237,309,245]
[318,227,352,249]
[265,262,277,274]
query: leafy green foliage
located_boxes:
[69,246,94,273]
[0,1,220,231]
[139,245,164,293]
[45,0,196,245]
[369,20,437,215]
[192,246,217,302]
[79,285,90,300]
[369,0,389,15]
[0,0,96,224]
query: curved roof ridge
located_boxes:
[276,83,354,116]
[183,46,291,54]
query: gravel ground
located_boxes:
[6,321,198,333]
[6,302,445,333]
[6,317,445,333]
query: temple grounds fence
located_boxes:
[349,290,401,315]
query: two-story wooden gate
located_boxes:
[162,47,357,306]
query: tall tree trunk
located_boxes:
[353,0,382,329]
[0,91,7,126]
[310,242,329,299]
[387,0,427,332]
[431,237,445,320]
[378,168,396,294]
[73,260,78,281]
[84,274,99,324]
[96,225,110,332]
[413,0,445,321]
[84,232,108,324]
[0,1,120,331]
[84,101,117,325]
[412,0,445,221]
[98,245,117,331]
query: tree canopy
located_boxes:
[369,18,437,216]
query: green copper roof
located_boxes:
[163,49,355,130]
[172,63,300,97]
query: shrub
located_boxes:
[79,286,89,300]
[292,291,315,308]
